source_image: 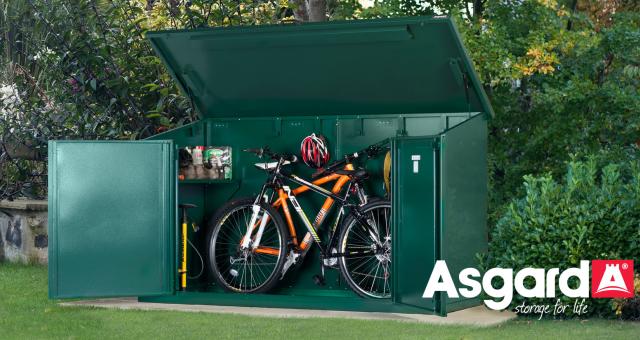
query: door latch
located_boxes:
[411,155,421,173]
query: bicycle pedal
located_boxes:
[322,257,338,268]
[312,274,326,286]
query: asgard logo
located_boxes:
[423,260,634,310]
[591,260,634,298]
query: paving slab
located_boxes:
[61,298,516,327]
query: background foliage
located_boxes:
[483,154,640,317]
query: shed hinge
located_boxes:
[449,58,471,112]
[182,67,204,96]
[396,117,407,136]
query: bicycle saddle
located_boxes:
[179,203,198,209]
[254,160,292,170]
[334,169,368,180]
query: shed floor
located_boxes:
[60,298,516,327]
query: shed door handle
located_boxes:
[411,155,421,173]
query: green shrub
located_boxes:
[483,156,640,318]
[613,275,640,320]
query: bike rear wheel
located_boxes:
[338,200,391,299]
[207,198,288,293]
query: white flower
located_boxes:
[0,83,22,119]
[33,47,55,61]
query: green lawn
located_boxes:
[0,264,637,339]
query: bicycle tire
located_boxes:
[338,199,392,299]
[207,198,288,293]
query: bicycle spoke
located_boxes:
[341,202,391,299]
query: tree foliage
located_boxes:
[0,0,285,198]
[458,1,640,217]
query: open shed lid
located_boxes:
[147,17,494,118]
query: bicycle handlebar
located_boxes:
[311,139,389,178]
[243,148,264,157]
[243,147,297,163]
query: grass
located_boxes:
[0,264,638,339]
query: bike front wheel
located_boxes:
[207,198,288,293]
[338,199,392,299]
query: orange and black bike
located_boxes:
[206,142,391,298]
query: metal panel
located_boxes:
[392,136,438,311]
[146,17,494,118]
[48,141,175,298]
[439,114,487,312]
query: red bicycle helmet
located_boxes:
[300,133,330,168]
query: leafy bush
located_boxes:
[613,275,640,320]
[483,155,640,317]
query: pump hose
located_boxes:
[186,238,204,279]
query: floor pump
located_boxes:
[178,203,197,290]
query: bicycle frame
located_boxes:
[245,161,378,262]
[271,170,382,261]
[273,164,354,251]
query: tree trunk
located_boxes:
[288,0,325,22]
[473,0,485,20]
[566,0,578,30]
[307,0,327,22]
[290,0,309,22]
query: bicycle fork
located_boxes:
[240,204,270,250]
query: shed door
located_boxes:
[391,137,438,311]
[48,141,175,298]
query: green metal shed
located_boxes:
[48,16,490,316]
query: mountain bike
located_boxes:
[206,143,391,298]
